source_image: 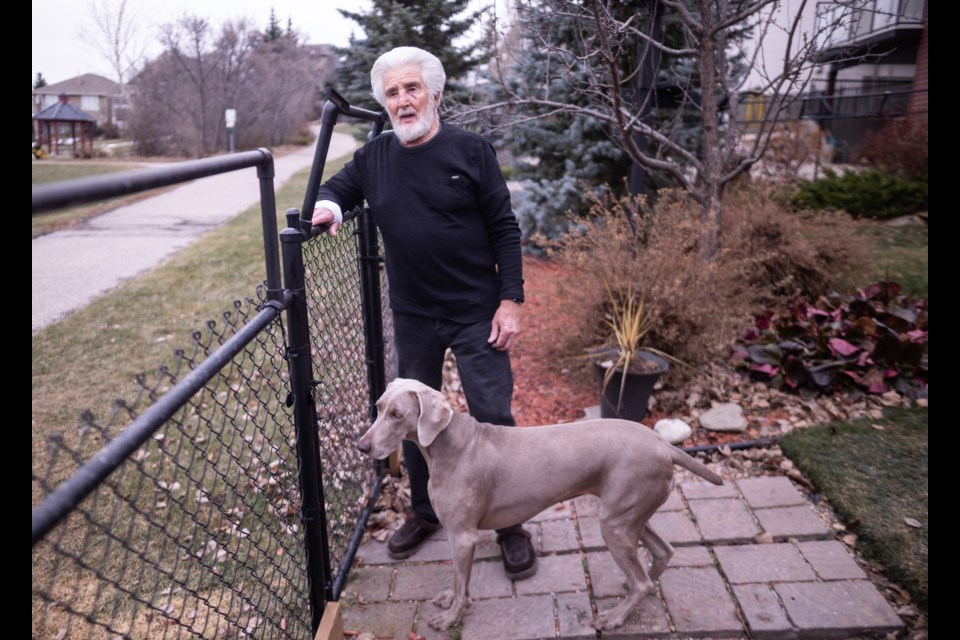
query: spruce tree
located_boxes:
[335,0,487,110]
[263,8,284,43]
[489,1,633,244]
[34,72,47,89]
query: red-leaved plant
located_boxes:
[731,281,927,397]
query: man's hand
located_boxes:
[488,299,522,351]
[311,207,341,237]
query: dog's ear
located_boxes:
[415,387,454,447]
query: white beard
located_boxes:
[391,100,437,144]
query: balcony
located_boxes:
[815,0,925,62]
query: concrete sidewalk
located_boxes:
[340,475,904,639]
[31,127,357,333]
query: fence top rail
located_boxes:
[32,147,275,215]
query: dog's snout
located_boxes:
[357,439,371,455]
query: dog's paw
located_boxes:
[591,607,629,630]
[428,608,462,631]
[432,588,455,609]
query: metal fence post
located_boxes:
[279,224,333,634]
[356,207,387,467]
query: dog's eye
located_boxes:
[392,410,403,419]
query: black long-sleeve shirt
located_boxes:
[317,122,524,323]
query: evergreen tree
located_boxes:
[263,7,283,43]
[34,72,48,89]
[487,1,635,244]
[335,0,488,110]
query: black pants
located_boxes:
[392,310,516,524]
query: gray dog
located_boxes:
[357,378,723,631]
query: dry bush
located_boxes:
[543,189,753,385]
[722,184,869,306]
[543,184,868,385]
[751,119,831,184]
[860,116,928,181]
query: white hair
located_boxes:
[370,46,446,108]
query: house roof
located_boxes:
[34,73,120,96]
[32,100,97,122]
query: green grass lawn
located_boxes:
[850,220,928,297]
[780,408,928,610]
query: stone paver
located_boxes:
[688,497,761,543]
[754,506,831,540]
[681,478,740,499]
[336,477,904,639]
[515,553,587,595]
[669,545,714,567]
[775,580,904,637]
[659,565,744,635]
[540,518,579,553]
[341,565,393,602]
[460,594,557,640]
[556,592,600,639]
[732,583,798,639]
[715,543,818,584]
[737,476,808,508]
[340,600,417,638]
[797,540,868,580]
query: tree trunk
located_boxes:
[697,0,722,261]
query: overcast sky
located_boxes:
[32,0,374,85]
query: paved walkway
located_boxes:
[340,475,904,639]
[31,127,358,333]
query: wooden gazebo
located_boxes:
[33,95,97,158]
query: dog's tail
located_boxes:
[670,448,724,485]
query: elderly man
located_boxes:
[311,47,536,579]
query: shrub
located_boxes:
[790,167,927,219]
[732,280,928,398]
[545,184,871,386]
[722,185,870,305]
[860,116,928,182]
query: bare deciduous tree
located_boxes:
[78,0,148,87]
[461,0,871,259]
[129,15,327,157]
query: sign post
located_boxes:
[225,108,237,153]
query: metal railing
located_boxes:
[32,89,392,639]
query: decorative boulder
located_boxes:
[699,403,748,432]
[654,418,692,445]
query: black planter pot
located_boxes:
[590,348,668,422]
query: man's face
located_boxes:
[383,64,440,147]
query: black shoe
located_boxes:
[496,525,538,579]
[387,512,441,559]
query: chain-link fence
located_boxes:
[32,292,313,639]
[302,214,395,600]
[33,111,392,639]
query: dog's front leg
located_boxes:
[429,530,478,630]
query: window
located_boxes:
[872,0,899,31]
[81,95,99,111]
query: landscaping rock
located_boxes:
[700,403,748,432]
[654,418,692,444]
